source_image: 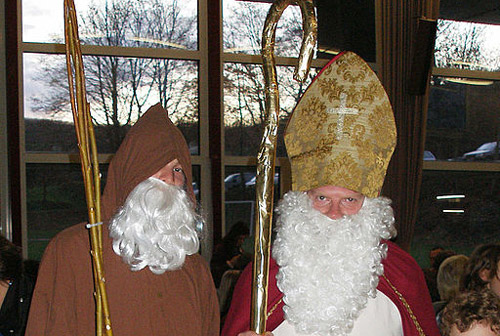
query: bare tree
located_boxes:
[434,20,485,69]
[30,0,198,150]
[223,1,316,155]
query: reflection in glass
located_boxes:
[26,163,108,260]
[412,170,500,267]
[192,165,200,202]
[24,53,199,153]
[426,76,500,162]
[27,163,200,260]
[224,166,280,236]
[223,63,317,156]
[434,19,500,71]
[223,0,303,57]
[22,0,198,50]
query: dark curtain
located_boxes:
[377,0,440,251]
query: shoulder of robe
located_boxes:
[47,223,91,254]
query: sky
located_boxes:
[23,0,92,43]
[22,0,198,121]
[21,0,500,121]
[23,0,95,120]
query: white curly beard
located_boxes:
[273,191,396,336]
[109,177,201,274]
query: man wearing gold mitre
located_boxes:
[222,52,440,336]
[26,104,219,335]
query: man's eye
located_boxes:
[344,197,360,204]
[318,195,327,201]
[173,167,183,172]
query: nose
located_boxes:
[155,170,174,185]
[323,202,343,220]
[161,172,176,185]
[154,170,184,187]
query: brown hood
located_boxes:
[101,103,194,222]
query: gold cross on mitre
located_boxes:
[284,51,397,197]
[328,92,359,140]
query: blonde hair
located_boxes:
[437,255,469,302]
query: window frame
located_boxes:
[2,0,499,259]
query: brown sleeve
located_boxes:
[25,231,80,335]
[199,258,220,336]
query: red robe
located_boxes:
[222,240,440,336]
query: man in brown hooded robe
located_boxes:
[25,104,219,335]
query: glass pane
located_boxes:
[223,0,303,57]
[27,163,200,260]
[224,166,280,236]
[223,62,317,156]
[26,163,108,260]
[24,53,199,153]
[434,19,500,71]
[192,165,200,202]
[425,76,500,162]
[412,170,500,267]
[22,0,198,50]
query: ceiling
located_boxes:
[241,0,500,62]
[435,0,500,24]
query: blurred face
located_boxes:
[152,159,185,187]
[487,261,500,298]
[307,185,365,220]
[450,322,497,336]
[430,248,444,265]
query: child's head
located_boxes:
[461,244,500,297]
[441,289,500,336]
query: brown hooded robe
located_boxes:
[25,104,219,335]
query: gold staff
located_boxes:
[251,0,317,333]
[64,1,113,335]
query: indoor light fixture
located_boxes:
[436,194,465,200]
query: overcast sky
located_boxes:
[21,0,500,121]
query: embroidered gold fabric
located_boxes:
[382,274,426,336]
[284,52,397,197]
[266,297,283,320]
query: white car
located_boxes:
[462,142,499,161]
[424,150,436,161]
[224,172,256,191]
[245,173,279,187]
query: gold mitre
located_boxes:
[284,51,397,198]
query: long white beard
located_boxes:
[109,177,201,274]
[273,191,396,336]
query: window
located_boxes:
[18,0,205,258]
[413,15,500,267]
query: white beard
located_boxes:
[109,177,201,274]
[272,191,396,336]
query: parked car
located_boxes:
[461,142,499,161]
[245,173,279,187]
[224,172,255,191]
[192,182,199,197]
[423,150,436,161]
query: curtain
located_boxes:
[376,0,440,251]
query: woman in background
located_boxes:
[461,243,500,298]
[0,235,37,336]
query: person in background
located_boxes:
[26,104,219,335]
[0,235,37,336]
[461,243,500,298]
[422,246,443,301]
[434,255,469,332]
[440,288,500,336]
[211,221,250,288]
[424,248,456,303]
